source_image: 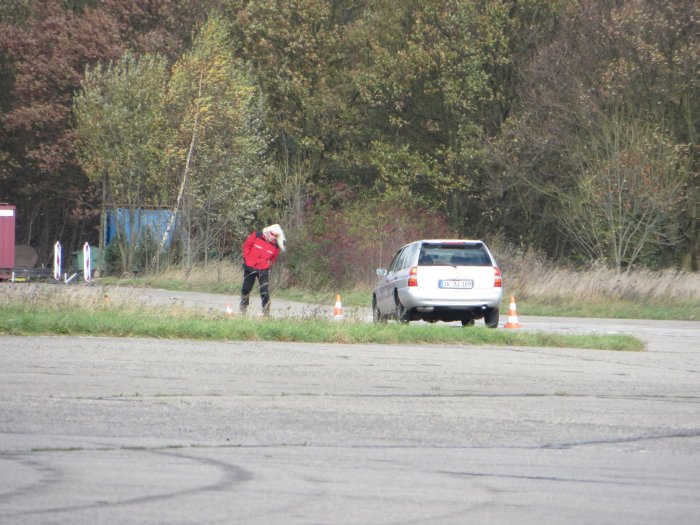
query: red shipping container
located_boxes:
[0,204,16,278]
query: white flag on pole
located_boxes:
[53,242,61,280]
[83,242,91,282]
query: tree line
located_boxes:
[0,0,697,283]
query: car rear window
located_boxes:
[418,243,492,267]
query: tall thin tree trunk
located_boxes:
[99,173,107,251]
[153,71,203,270]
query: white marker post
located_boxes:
[83,242,91,282]
[53,241,61,281]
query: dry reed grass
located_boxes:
[156,261,245,287]
[497,248,700,302]
[154,256,700,303]
[0,282,186,315]
[1,282,115,310]
[143,260,297,296]
[3,254,698,315]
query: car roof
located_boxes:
[418,239,483,244]
[396,239,486,251]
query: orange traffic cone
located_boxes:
[503,295,522,328]
[333,294,343,320]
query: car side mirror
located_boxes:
[376,268,387,277]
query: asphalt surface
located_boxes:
[1,287,699,524]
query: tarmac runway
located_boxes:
[1,311,699,524]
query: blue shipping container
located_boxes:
[106,208,179,247]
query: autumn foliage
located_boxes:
[0,0,697,280]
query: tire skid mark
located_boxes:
[442,470,639,486]
[0,455,61,503]
[1,447,252,519]
[542,429,700,450]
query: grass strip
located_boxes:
[518,297,699,321]
[0,305,643,351]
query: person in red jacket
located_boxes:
[240,224,286,315]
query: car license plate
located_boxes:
[439,279,473,289]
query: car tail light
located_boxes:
[408,266,418,286]
[494,267,502,287]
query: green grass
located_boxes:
[517,296,699,321]
[0,304,643,351]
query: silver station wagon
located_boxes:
[372,239,503,327]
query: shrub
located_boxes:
[285,195,455,288]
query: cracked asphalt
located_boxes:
[0,290,699,524]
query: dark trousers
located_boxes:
[240,268,271,315]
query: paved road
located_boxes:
[1,310,700,525]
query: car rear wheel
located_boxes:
[372,297,386,324]
[461,317,475,327]
[485,307,499,328]
[394,292,410,324]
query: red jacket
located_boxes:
[242,231,280,270]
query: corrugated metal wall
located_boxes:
[106,208,177,247]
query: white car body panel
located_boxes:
[399,265,501,308]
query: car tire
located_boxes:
[372,297,386,324]
[461,317,475,327]
[394,292,410,324]
[485,307,499,328]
